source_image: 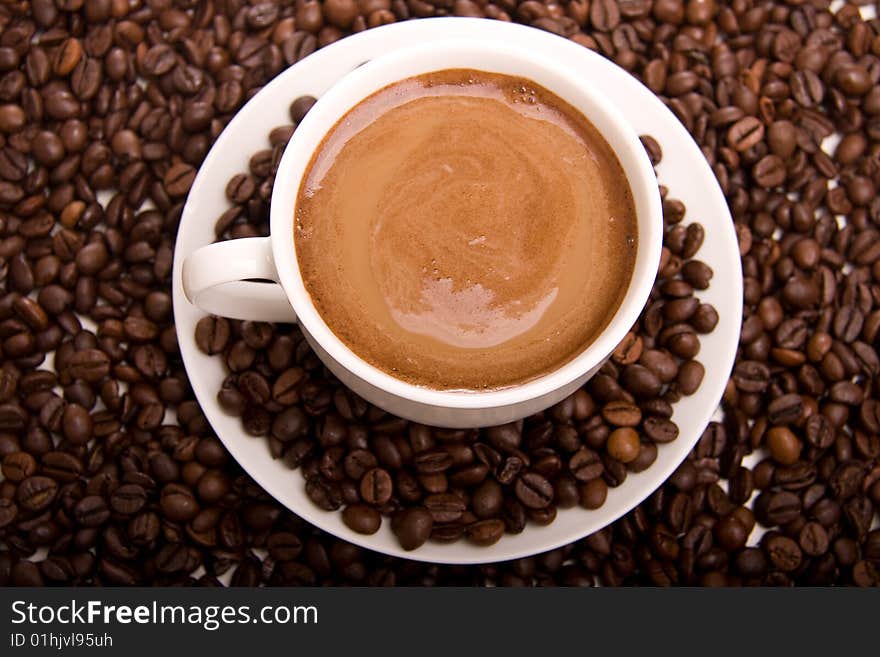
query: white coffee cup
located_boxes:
[182,39,662,429]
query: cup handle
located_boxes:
[181,237,297,323]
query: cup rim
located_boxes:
[269,38,662,410]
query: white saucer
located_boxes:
[171,18,742,565]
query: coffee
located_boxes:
[295,69,637,390]
[8,0,879,584]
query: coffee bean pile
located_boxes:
[201,123,714,549]
[1,0,879,585]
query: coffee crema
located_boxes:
[295,69,637,390]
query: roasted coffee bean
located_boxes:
[606,428,640,463]
[160,484,199,522]
[424,493,466,524]
[372,436,403,470]
[602,401,641,426]
[2,451,36,482]
[290,96,317,123]
[486,423,521,453]
[110,484,147,515]
[515,472,554,509]
[714,515,748,551]
[569,448,603,482]
[767,394,804,425]
[727,117,764,152]
[804,415,834,449]
[471,479,504,519]
[466,519,505,546]
[753,155,786,188]
[164,163,196,197]
[40,452,82,483]
[678,361,704,395]
[733,361,770,392]
[643,417,679,443]
[343,449,377,481]
[0,403,30,432]
[64,349,109,382]
[305,476,342,512]
[263,532,302,562]
[414,449,453,474]
[359,468,392,506]
[764,535,802,572]
[195,316,230,355]
[62,403,92,445]
[17,476,58,512]
[640,350,678,382]
[74,496,110,527]
[829,462,865,500]
[629,442,658,473]
[798,521,829,557]
[579,478,608,510]
[766,427,802,465]
[392,507,433,551]
[665,491,692,533]
[621,365,662,397]
[613,332,643,365]
[755,491,802,526]
[342,504,381,535]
